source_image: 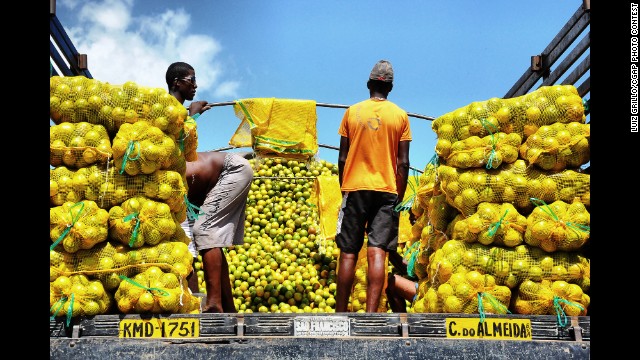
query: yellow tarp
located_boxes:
[230,98,318,160]
[309,175,341,240]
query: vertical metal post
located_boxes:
[50,0,56,15]
[78,54,88,70]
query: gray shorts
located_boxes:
[192,154,253,251]
[180,219,198,258]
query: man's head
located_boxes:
[166,61,197,102]
[367,60,394,94]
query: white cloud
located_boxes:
[214,81,241,99]
[58,0,239,100]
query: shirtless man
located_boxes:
[186,151,253,313]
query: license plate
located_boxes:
[445,317,532,340]
[119,318,200,338]
[293,316,350,337]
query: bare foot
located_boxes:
[202,305,222,313]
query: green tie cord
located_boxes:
[185,195,205,221]
[119,275,170,297]
[119,140,141,174]
[49,294,75,327]
[478,292,511,323]
[50,202,86,251]
[553,296,584,327]
[123,212,141,247]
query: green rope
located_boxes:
[49,294,75,327]
[529,198,559,221]
[478,292,511,323]
[487,209,509,237]
[185,195,205,221]
[49,296,67,322]
[50,202,86,251]
[405,242,421,278]
[119,140,141,174]
[531,197,590,235]
[565,222,590,234]
[480,119,499,170]
[123,212,141,247]
[119,275,170,297]
[553,296,584,327]
[403,241,421,262]
[424,153,439,176]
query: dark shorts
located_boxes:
[335,190,400,254]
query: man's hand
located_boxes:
[409,211,417,225]
[189,101,213,116]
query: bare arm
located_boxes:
[338,136,350,188]
[188,101,214,117]
[395,140,410,202]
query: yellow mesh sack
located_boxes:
[426,193,457,233]
[520,122,590,171]
[50,164,187,215]
[426,239,590,292]
[438,160,590,216]
[432,84,585,149]
[50,122,113,168]
[422,268,512,315]
[309,175,341,240]
[50,200,110,253]
[524,199,590,252]
[114,266,199,314]
[410,211,429,241]
[451,202,528,248]
[112,121,178,176]
[50,239,194,292]
[50,76,187,138]
[230,98,318,160]
[445,132,521,169]
[512,279,589,316]
[50,166,84,206]
[398,211,414,245]
[414,156,439,211]
[50,274,112,320]
[408,231,446,281]
[181,117,198,161]
[108,196,180,248]
[394,174,422,249]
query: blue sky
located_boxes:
[53,0,589,171]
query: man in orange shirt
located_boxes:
[335,60,412,312]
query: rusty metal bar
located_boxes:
[206,101,435,121]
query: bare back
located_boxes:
[185,151,227,207]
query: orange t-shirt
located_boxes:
[338,98,412,194]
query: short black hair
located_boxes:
[166,62,194,89]
[367,79,393,94]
